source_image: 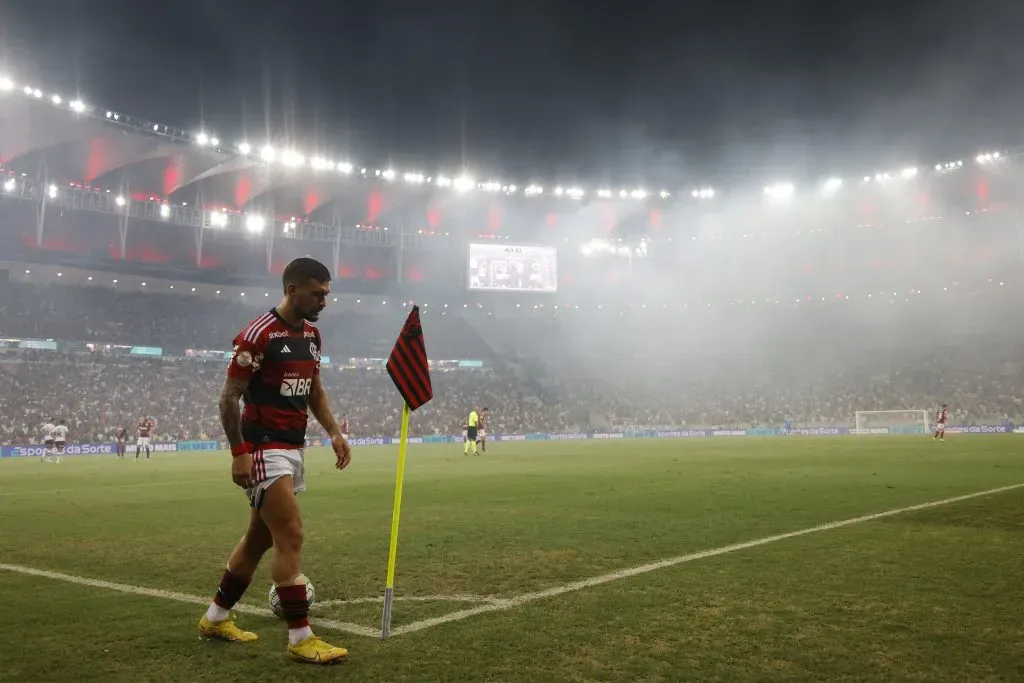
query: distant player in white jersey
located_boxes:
[53,419,69,463]
[40,418,56,463]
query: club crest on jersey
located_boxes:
[280,377,312,397]
[309,341,320,361]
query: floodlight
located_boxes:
[245,215,266,233]
[823,178,842,192]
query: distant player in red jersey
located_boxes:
[197,257,351,665]
[339,414,349,441]
[934,404,949,441]
[477,407,488,452]
[135,416,155,460]
[115,427,128,459]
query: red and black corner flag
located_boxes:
[386,305,433,410]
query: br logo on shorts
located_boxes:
[280,377,312,396]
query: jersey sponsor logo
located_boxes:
[268,331,290,340]
[304,330,316,339]
[280,377,312,396]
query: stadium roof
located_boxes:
[1,68,1020,236]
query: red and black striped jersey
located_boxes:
[137,420,154,437]
[228,308,322,449]
[936,407,948,423]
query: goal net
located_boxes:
[854,410,930,435]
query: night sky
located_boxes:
[2,0,1023,186]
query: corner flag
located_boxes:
[385,305,432,410]
[381,305,432,638]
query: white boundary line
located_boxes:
[0,564,379,638]
[389,482,1024,636]
[317,594,505,608]
[1,482,1022,639]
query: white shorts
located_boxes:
[55,440,66,451]
[477,429,486,440]
[137,437,151,447]
[245,448,306,509]
[937,423,946,431]
[341,433,349,441]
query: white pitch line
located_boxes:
[390,482,1024,636]
[317,594,507,608]
[0,563,379,638]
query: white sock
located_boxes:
[288,625,313,645]
[205,602,230,622]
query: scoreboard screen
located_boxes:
[467,243,558,293]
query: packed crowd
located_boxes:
[0,278,1021,445]
[0,343,1019,446]
[0,356,568,445]
[0,281,492,360]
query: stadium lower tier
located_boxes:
[0,354,1020,445]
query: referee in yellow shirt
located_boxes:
[464,407,480,456]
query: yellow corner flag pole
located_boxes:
[382,304,431,639]
[381,402,411,639]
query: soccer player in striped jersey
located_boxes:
[197,258,351,665]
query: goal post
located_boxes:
[854,410,930,435]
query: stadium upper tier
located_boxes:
[2,72,1023,295]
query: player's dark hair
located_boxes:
[282,257,331,293]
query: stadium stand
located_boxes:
[1,275,1021,445]
[2,78,1024,445]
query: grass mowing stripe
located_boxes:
[3,482,1022,640]
[0,478,224,497]
[391,481,1024,636]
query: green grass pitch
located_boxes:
[1,436,1022,682]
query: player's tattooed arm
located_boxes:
[309,374,342,438]
[218,376,248,448]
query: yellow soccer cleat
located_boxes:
[198,615,259,643]
[287,635,348,664]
